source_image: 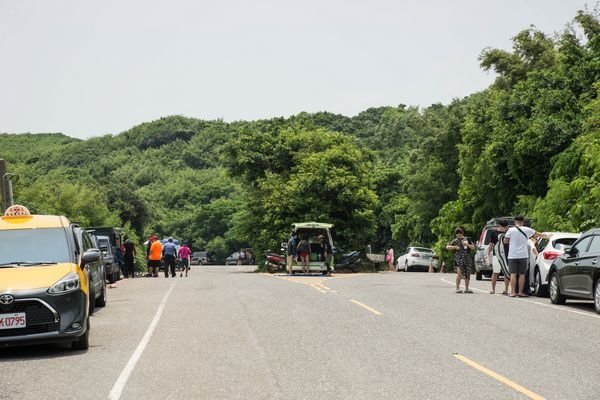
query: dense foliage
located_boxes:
[2,11,600,266]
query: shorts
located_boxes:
[179,258,189,269]
[148,260,162,268]
[508,258,528,275]
[492,256,501,274]
[299,252,309,259]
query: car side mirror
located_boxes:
[81,249,101,268]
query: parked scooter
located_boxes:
[265,250,287,273]
[334,248,362,273]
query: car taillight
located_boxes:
[543,251,562,260]
[410,253,419,257]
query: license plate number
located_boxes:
[0,313,26,329]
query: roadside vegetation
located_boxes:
[2,11,600,265]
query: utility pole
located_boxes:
[0,158,6,213]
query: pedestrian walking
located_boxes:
[178,241,192,277]
[147,236,162,277]
[123,236,136,278]
[485,221,510,294]
[162,237,178,278]
[446,228,475,293]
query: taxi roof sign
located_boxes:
[3,204,31,217]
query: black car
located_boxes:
[548,228,600,313]
[75,228,107,313]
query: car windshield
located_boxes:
[0,228,72,265]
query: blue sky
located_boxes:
[0,0,591,138]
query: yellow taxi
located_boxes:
[0,205,101,349]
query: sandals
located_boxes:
[455,289,463,293]
[501,290,508,295]
[489,290,495,294]
[464,290,473,294]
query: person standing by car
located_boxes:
[317,235,331,276]
[123,236,136,278]
[147,236,162,277]
[504,216,539,297]
[178,241,192,277]
[485,221,509,294]
[237,249,245,266]
[162,237,178,278]
[287,231,298,274]
[297,236,311,274]
[446,228,475,293]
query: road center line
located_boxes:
[108,280,178,400]
[349,299,382,315]
[453,354,545,400]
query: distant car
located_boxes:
[396,247,438,272]
[548,228,600,313]
[95,235,121,284]
[191,251,216,265]
[225,251,252,265]
[530,232,580,297]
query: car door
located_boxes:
[576,235,600,298]
[560,235,593,297]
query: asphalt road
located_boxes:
[1,266,599,400]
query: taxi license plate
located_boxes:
[0,313,26,330]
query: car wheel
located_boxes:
[549,273,566,305]
[534,268,548,297]
[107,269,115,284]
[594,280,600,314]
[72,317,90,350]
[476,271,483,281]
[95,275,107,307]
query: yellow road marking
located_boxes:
[454,354,545,400]
[349,299,382,315]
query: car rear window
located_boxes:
[413,248,434,253]
[552,238,577,248]
[480,229,495,245]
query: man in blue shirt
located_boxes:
[286,231,298,275]
[162,237,178,278]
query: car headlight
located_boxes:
[48,272,81,295]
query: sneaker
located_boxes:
[180,273,183,277]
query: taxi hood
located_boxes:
[0,263,77,291]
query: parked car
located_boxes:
[191,251,216,265]
[285,222,335,274]
[0,204,101,349]
[225,251,253,265]
[95,235,121,284]
[530,232,580,297]
[396,247,438,272]
[475,216,531,280]
[547,228,600,313]
[75,228,107,313]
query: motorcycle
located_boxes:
[333,248,362,273]
[265,250,287,273]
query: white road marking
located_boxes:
[349,299,383,315]
[108,280,178,400]
[440,277,600,320]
